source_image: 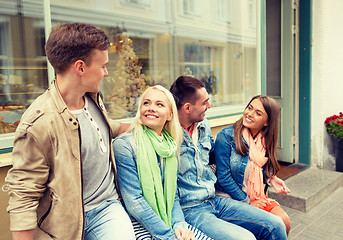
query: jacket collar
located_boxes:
[49,79,99,113]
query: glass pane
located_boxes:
[0,0,261,147]
[48,0,260,119]
[0,0,47,135]
[266,0,281,97]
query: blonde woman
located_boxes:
[113,85,210,240]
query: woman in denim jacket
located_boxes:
[113,85,209,240]
[215,95,291,235]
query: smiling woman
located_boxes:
[139,88,173,135]
[113,85,212,240]
[215,95,291,235]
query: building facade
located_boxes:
[1,0,342,238]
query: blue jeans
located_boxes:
[84,200,135,240]
[183,197,287,240]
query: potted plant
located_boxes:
[324,112,343,172]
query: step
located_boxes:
[268,167,343,212]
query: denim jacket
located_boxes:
[214,125,251,202]
[113,132,187,240]
[177,119,216,209]
[215,125,270,204]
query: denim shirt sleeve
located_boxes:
[215,128,249,202]
[113,135,179,240]
[171,189,188,230]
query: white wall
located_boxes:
[312,0,343,169]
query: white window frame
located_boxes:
[120,0,151,9]
[247,0,257,29]
[213,0,232,25]
[180,0,200,18]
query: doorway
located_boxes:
[265,0,299,163]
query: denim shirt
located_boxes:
[214,125,250,202]
[113,132,187,240]
[177,119,217,209]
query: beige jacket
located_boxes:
[6,81,120,239]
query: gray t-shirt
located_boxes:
[71,95,118,212]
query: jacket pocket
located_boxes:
[38,190,57,230]
[199,141,212,164]
[178,147,192,175]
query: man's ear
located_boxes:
[182,103,191,113]
[74,60,85,75]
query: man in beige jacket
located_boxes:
[6,23,135,240]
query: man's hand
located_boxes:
[12,230,34,240]
[174,227,198,240]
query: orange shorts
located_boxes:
[263,200,280,212]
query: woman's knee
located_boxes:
[281,214,291,235]
[270,206,291,235]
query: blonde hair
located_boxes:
[127,85,183,150]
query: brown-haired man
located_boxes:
[6,23,134,240]
[170,76,287,240]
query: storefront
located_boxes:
[0,0,261,150]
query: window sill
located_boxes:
[208,115,241,128]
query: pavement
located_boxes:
[283,186,343,240]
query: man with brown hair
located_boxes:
[6,23,134,240]
[170,76,287,240]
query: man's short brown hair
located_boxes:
[45,23,110,74]
[170,76,205,110]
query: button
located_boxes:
[84,107,87,110]
[69,118,73,121]
[100,138,102,142]
[97,128,99,131]
[73,122,77,126]
[90,118,93,121]
[36,110,40,114]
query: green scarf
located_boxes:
[136,125,178,227]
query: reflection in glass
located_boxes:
[0,0,261,135]
[0,1,47,134]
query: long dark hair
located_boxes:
[233,95,280,177]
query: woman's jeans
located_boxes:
[84,200,135,240]
[183,197,287,240]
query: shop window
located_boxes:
[0,2,47,148]
[0,0,261,149]
[102,30,153,119]
[177,42,219,103]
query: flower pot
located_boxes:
[335,139,343,172]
